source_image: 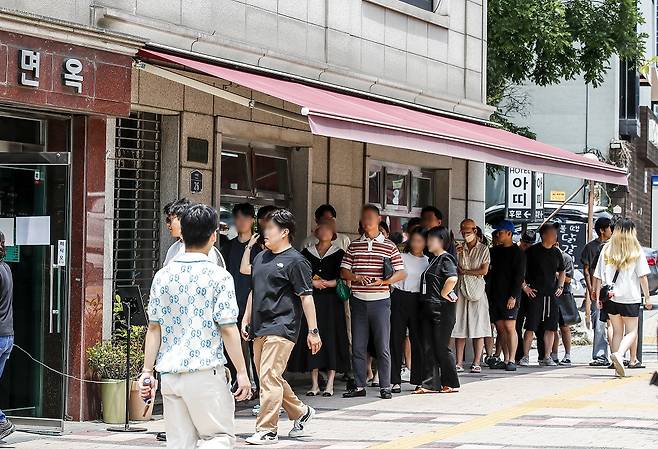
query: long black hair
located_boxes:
[426,225,452,250]
[404,227,426,253]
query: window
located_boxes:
[220,139,292,203]
[254,154,289,194]
[367,160,434,217]
[399,0,433,11]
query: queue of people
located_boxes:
[138,198,654,448]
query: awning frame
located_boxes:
[134,61,307,124]
[135,48,629,186]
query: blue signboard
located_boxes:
[652,175,658,186]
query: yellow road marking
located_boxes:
[367,375,646,449]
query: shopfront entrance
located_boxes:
[0,111,70,430]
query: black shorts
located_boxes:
[603,300,640,318]
[489,297,520,322]
[524,293,559,332]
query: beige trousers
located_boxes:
[161,368,235,449]
[253,335,305,433]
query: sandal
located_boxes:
[306,389,320,396]
[455,365,464,373]
[628,361,643,369]
[412,386,440,394]
[322,389,334,397]
[391,384,401,394]
[470,365,482,374]
[439,386,459,394]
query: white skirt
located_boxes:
[452,294,492,338]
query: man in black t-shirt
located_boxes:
[241,209,322,445]
[518,223,565,367]
[221,203,262,393]
[488,221,526,371]
[581,217,613,366]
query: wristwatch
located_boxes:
[308,328,320,335]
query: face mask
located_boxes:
[464,233,477,243]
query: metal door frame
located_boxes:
[0,109,72,434]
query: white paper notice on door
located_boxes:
[16,216,50,246]
[0,218,15,247]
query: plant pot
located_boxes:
[101,379,127,424]
[129,379,158,421]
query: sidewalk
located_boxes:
[3,356,658,449]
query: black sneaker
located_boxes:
[486,356,499,368]
[380,388,392,399]
[505,362,517,372]
[0,420,16,441]
[589,358,609,367]
[343,388,366,398]
[489,359,507,369]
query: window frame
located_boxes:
[366,160,434,217]
[398,0,433,12]
[220,138,293,204]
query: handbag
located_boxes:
[599,269,620,304]
[336,278,351,302]
[382,257,394,280]
[557,290,581,326]
[458,246,486,302]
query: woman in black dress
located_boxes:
[416,226,460,394]
[288,220,350,396]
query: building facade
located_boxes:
[0,0,492,424]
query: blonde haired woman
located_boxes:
[593,218,652,377]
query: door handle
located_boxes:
[49,244,55,333]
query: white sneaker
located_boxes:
[400,367,411,382]
[289,405,315,438]
[518,356,530,367]
[245,431,279,445]
[542,357,558,367]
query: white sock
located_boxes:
[564,353,571,359]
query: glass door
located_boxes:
[0,161,69,428]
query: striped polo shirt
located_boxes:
[341,233,405,301]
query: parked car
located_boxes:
[643,248,658,295]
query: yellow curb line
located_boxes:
[367,375,647,449]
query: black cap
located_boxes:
[520,230,536,244]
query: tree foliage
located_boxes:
[488,0,647,109]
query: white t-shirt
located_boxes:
[394,253,429,293]
[301,233,352,252]
[594,249,650,304]
[163,239,226,268]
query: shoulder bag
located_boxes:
[557,289,581,326]
[382,257,394,280]
[598,268,620,304]
[458,246,486,302]
[336,278,351,302]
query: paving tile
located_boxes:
[370,412,414,420]
[542,417,582,426]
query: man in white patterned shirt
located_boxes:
[140,204,251,449]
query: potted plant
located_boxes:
[87,341,129,424]
[87,294,153,423]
